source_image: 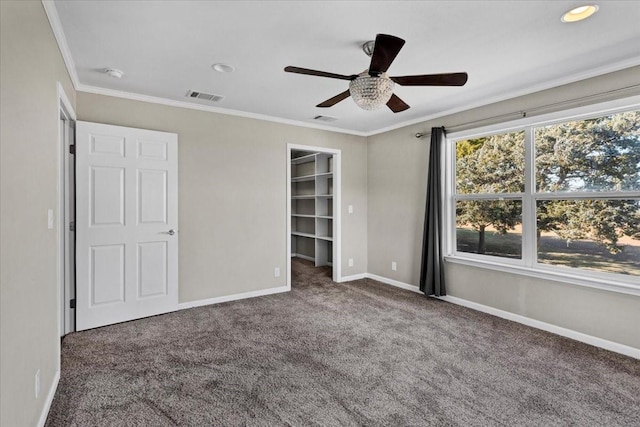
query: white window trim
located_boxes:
[444,95,640,296]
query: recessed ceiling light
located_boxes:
[561,4,599,23]
[104,68,124,78]
[212,63,235,73]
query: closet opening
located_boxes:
[286,144,341,287]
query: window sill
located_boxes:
[444,255,640,297]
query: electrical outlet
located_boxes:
[391,261,397,271]
[348,205,354,214]
[348,258,354,267]
[35,369,40,399]
[47,209,54,229]
[274,267,280,278]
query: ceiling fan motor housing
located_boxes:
[362,40,376,57]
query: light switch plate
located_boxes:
[35,369,40,399]
[47,209,54,229]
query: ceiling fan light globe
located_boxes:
[349,73,394,111]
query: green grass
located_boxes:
[456,228,521,259]
[456,228,640,276]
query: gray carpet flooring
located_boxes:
[46,259,640,426]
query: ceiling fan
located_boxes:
[284,34,468,113]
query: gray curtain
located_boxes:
[419,127,446,296]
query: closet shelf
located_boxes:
[291,153,318,165]
[291,174,316,182]
[291,232,333,242]
[292,172,333,182]
[291,231,316,239]
[291,194,333,199]
[292,214,315,218]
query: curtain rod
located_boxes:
[415,83,640,139]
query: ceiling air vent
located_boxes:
[313,115,338,122]
[186,90,224,103]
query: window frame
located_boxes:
[444,95,640,296]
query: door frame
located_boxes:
[286,144,342,288]
[57,82,76,337]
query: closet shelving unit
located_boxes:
[291,150,333,267]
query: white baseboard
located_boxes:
[291,253,315,263]
[365,273,423,294]
[37,369,60,427]
[438,295,640,359]
[177,285,290,310]
[339,273,366,282]
[363,274,639,359]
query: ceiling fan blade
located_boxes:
[368,34,405,76]
[317,90,351,108]
[386,94,410,113]
[391,72,468,86]
[284,66,357,81]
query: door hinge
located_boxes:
[69,221,75,232]
[69,144,75,155]
[69,299,76,309]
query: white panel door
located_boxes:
[75,121,178,331]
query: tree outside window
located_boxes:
[454,110,640,276]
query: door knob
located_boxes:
[165,229,175,236]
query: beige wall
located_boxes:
[77,93,368,302]
[367,65,640,349]
[0,1,77,425]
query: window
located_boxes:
[447,102,640,293]
[455,131,524,260]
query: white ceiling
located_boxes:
[51,1,640,135]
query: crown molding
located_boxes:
[73,55,640,138]
[75,84,369,137]
[42,0,640,138]
[42,0,81,89]
[41,0,366,136]
[369,55,640,137]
